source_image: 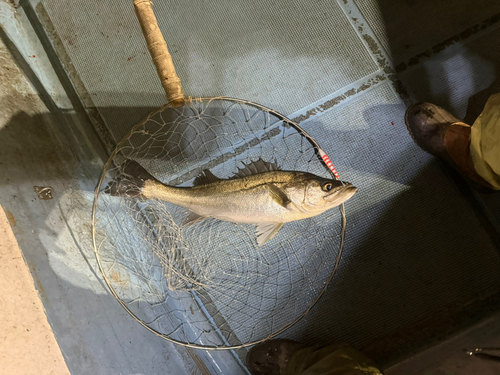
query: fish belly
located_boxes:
[187,187,291,224]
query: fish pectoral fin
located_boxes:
[266,183,291,208]
[193,169,220,186]
[256,222,284,246]
[182,211,207,226]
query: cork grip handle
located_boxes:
[134,0,185,107]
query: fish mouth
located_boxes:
[325,183,358,203]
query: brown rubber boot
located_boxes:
[405,103,494,191]
[246,339,305,375]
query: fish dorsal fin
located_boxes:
[193,169,220,186]
[255,222,284,246]
[234,158,280,178]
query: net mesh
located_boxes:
[92,97,345,348]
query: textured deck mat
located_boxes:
[280,82,500,363]
[18,0,500,370]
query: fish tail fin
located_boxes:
[104,160,154,198]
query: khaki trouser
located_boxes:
[470,93,500,189]
[284,344,383,375]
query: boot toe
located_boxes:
[405,103,459,157]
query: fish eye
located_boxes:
[322,182,333,192]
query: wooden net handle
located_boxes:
[134,0,185,107]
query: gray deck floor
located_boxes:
[1,0,500,373]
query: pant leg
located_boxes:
[284,343,383,375]
[470,93,500,189]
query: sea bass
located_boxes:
[106,159,357,245]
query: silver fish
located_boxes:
[106,159,357,245]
